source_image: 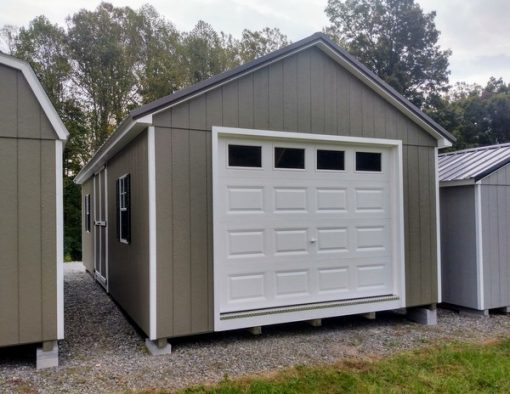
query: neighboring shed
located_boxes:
[75,32,454,353]
[439,143,510,314]
[0,53,68,368]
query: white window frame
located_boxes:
[118,174,130,244]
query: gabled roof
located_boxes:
[75,32,454,184]
[0,52,69,141]
[439,143,510,183]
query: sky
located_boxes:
[0,0,508,85]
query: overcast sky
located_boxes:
[0,0,508,85]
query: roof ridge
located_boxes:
[439,142,510,157]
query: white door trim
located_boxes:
[475,182,485,310]
[212,126,405,331]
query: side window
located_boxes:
[84,194,91,233]
[317,149,345,170]
[228,145,262,167]
[116,174,131,244]
[274,147,305,169]
[356,152,382,172]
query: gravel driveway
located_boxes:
[1,263,510,393]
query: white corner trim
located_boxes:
[55,140,64,339]
[0,53,69,141]
[148,126,157,340]
[474,182,485,310]
[434,148,442,303]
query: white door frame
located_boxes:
[93,166,109,290]
[212,126,406,331]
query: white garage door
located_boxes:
[213,128,404,323]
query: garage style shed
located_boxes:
[75,33,454,353]
[439,144,510,314]
[0,53,67,368]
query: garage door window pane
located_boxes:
[317,150,345,170]
[356,152,382,171]
[228,145,262,167]
[275,147,305,169]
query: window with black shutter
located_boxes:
[117,174,131,244]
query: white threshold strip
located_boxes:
[220,294,399,321]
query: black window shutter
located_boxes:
[126,174,131,243]
[116,178,120,241]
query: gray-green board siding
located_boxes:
[440,186,478,309]
[0,139,58,347]
[153,46,439,339]
[0,64,57,140]
[480,164,510,309]
[107,131,151,335]
[0,63,59,348]
[81,178,94,274]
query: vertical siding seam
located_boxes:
[188,108,193,331]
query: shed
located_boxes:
[75,33,454,353]
[439,143,510,314]
[0,53,68,368]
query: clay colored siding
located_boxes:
[440,186,478,309]
[153,46,439,339]
[107,130,151,335]
[480,164,510,309]
[81,178,94,274]
[0,63,59,347]
[0,140,58,347]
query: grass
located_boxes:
[175,338,510,393]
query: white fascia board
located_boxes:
[0,53,69,141]
[55,140,64,339]
[74,118,152,184]
[148,126,157,340]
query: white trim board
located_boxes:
[435,147,442,303]
[474,182,485,310]
[0,53,68,141]
[148,126,157,340]
[55,140,64,339]
[212,126,406,331]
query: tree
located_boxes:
[238,27,289,62]
[67,2,143,151]
[136,5,182,104]
[426,78,510,150]
[180,21,240,85]
[324,0,451,107]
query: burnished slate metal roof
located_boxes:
[439,143,510,183]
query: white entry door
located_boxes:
[93,167,108,289]
[213,127,404,329]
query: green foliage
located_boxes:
[179,339,510,393]
[324,0,451,108]
[238,27,289,63]
[426,78,510,149]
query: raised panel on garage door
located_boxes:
[214,130,403,319]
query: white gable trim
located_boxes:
[0,53,69,141]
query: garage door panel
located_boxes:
[216,134,400,315]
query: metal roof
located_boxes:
[438,143,510,182]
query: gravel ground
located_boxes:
[1,263,510,393]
